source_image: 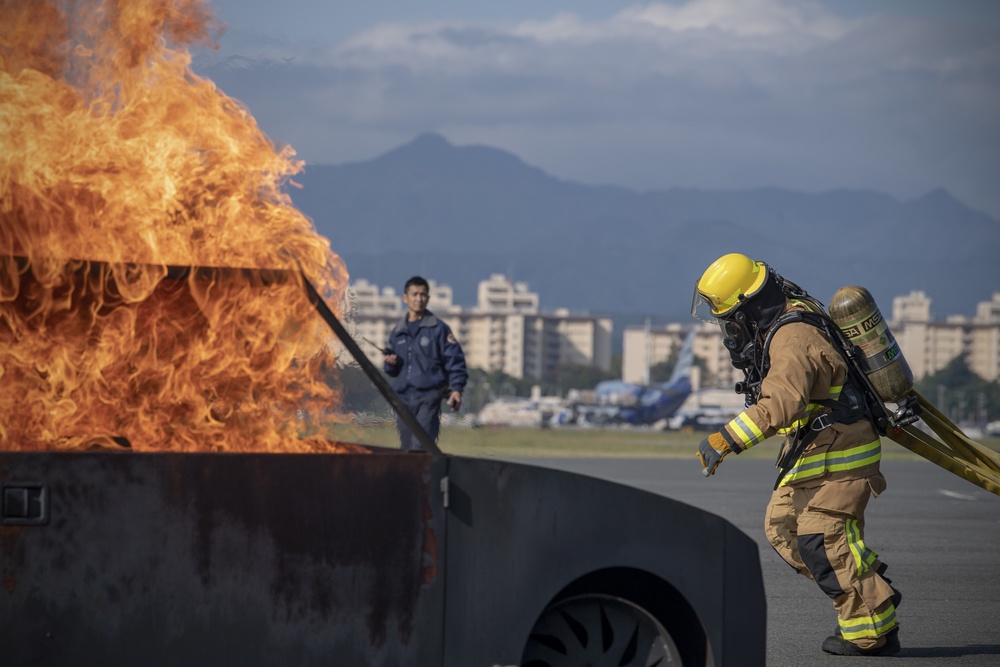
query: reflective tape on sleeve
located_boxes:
[726,411,766,450]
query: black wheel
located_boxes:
[521,594,684,667]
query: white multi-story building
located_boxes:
[473,274,539,313]
[621,322,740,390]
[348,276,611,381]
[891,291,1000,382]
[622,321,682,385]
[349,279,403,316]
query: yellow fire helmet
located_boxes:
[691,253,769,321]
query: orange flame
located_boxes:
[0,0,358,452]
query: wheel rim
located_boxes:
[521,594,683,667]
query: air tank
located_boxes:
[829,286,913,403]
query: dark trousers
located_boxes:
[396,388,444,450]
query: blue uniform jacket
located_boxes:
[384,312,468,395]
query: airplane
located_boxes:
[588,328,696,426]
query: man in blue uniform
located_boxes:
[384,276,468,450]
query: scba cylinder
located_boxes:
[829,285,913,403]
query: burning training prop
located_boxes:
[1,0,352,452]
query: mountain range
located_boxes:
[290,133,999,327]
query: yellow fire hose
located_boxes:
[886,391,1000,497]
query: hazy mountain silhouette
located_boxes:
[291,133,999,323]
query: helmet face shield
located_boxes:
[691,287,720,323]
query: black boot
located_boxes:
[822,628,901,656]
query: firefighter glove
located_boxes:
[698,432,730,477]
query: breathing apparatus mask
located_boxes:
[720,311,756,370]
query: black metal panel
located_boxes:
[440,456,767,666]
[0,450,767,666]
[0,450,448,666]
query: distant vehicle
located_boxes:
[476,395,573,428]
[588,329,696,426]
[668,405,742,432]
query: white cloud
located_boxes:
[615,0,850,40]
[200,0,1000,218]
[326,0,853,70]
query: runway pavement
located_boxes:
[513,455,1000,666]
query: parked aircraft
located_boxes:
[588,329,696,426]
[475,330,698,429]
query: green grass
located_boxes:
[440,427,704,458]
[438,426,994,459]
[435,426,1000,461]
[324,420,1000,462]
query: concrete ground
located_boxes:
[516,455,1000,666]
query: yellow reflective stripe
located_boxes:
[717,290,741,310]
[775,386,842,434]
[779,440,882,485]
[785,414,811,430]
[839,605,898,640]
[779,412,813,434]
[846,518,878,576]
[727,411,765,448]
[761,384,849,436]
[777,404,822,435]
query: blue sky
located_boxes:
[198,0,1000,219]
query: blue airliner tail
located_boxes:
[592,329,696,426]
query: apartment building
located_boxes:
[621,292,1000,389]
[348,274,611,381]
[891,291,1000,382]
[474,275,539,313]
[621,323,740,389]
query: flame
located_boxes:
[0,0,359,452]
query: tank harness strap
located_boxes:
[772,392,861,490]
[765,311,868,490]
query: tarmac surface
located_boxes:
[514,455,1000,666]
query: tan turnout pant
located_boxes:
[764,475,898,649]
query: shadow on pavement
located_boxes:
[899,645,1000,658]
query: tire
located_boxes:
[521,594,684,666]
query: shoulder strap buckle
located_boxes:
[811,412,833,431]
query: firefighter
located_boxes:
[691,253,901,657]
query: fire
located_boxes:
[0,0,358,452]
